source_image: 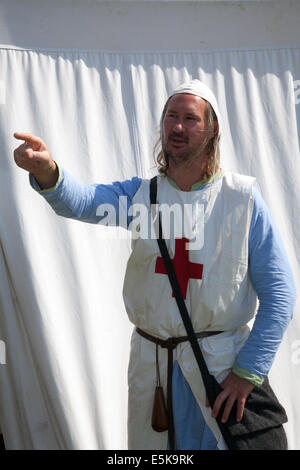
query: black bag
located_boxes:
[150,176,288,450]
[203,372,287,450]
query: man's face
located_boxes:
[162,93,211,167]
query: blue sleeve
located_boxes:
[234,186,297,380]
[29,167,142,229]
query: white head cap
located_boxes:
[169,79,222,136]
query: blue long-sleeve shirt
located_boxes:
[29,167,296,384]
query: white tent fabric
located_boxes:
[0,44,299,449]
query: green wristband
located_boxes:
[232,364,264,387]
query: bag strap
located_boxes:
[150,176,213,385]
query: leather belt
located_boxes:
[136,327,223,449]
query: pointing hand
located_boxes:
[14,132,58,188]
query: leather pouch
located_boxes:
[151,386,168,432]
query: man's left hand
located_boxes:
[206,372,255,423]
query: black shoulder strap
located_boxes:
[149,176,157,205]
[149,176,212,385]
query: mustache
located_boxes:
[168,132,189,143]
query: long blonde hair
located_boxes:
[154,96,220,183]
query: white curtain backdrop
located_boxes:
[0,44,299,449]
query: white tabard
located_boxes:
[122,172,258,450]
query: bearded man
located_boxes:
[13,80,296,450]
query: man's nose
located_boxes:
[173,120,186,133]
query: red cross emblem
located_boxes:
[155,238,203,299]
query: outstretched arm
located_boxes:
[14,132,142,228]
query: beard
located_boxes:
[164,147,200,168]
[162,137,209,170]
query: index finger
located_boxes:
[13,132,42,145]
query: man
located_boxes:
[14,80,296,450]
